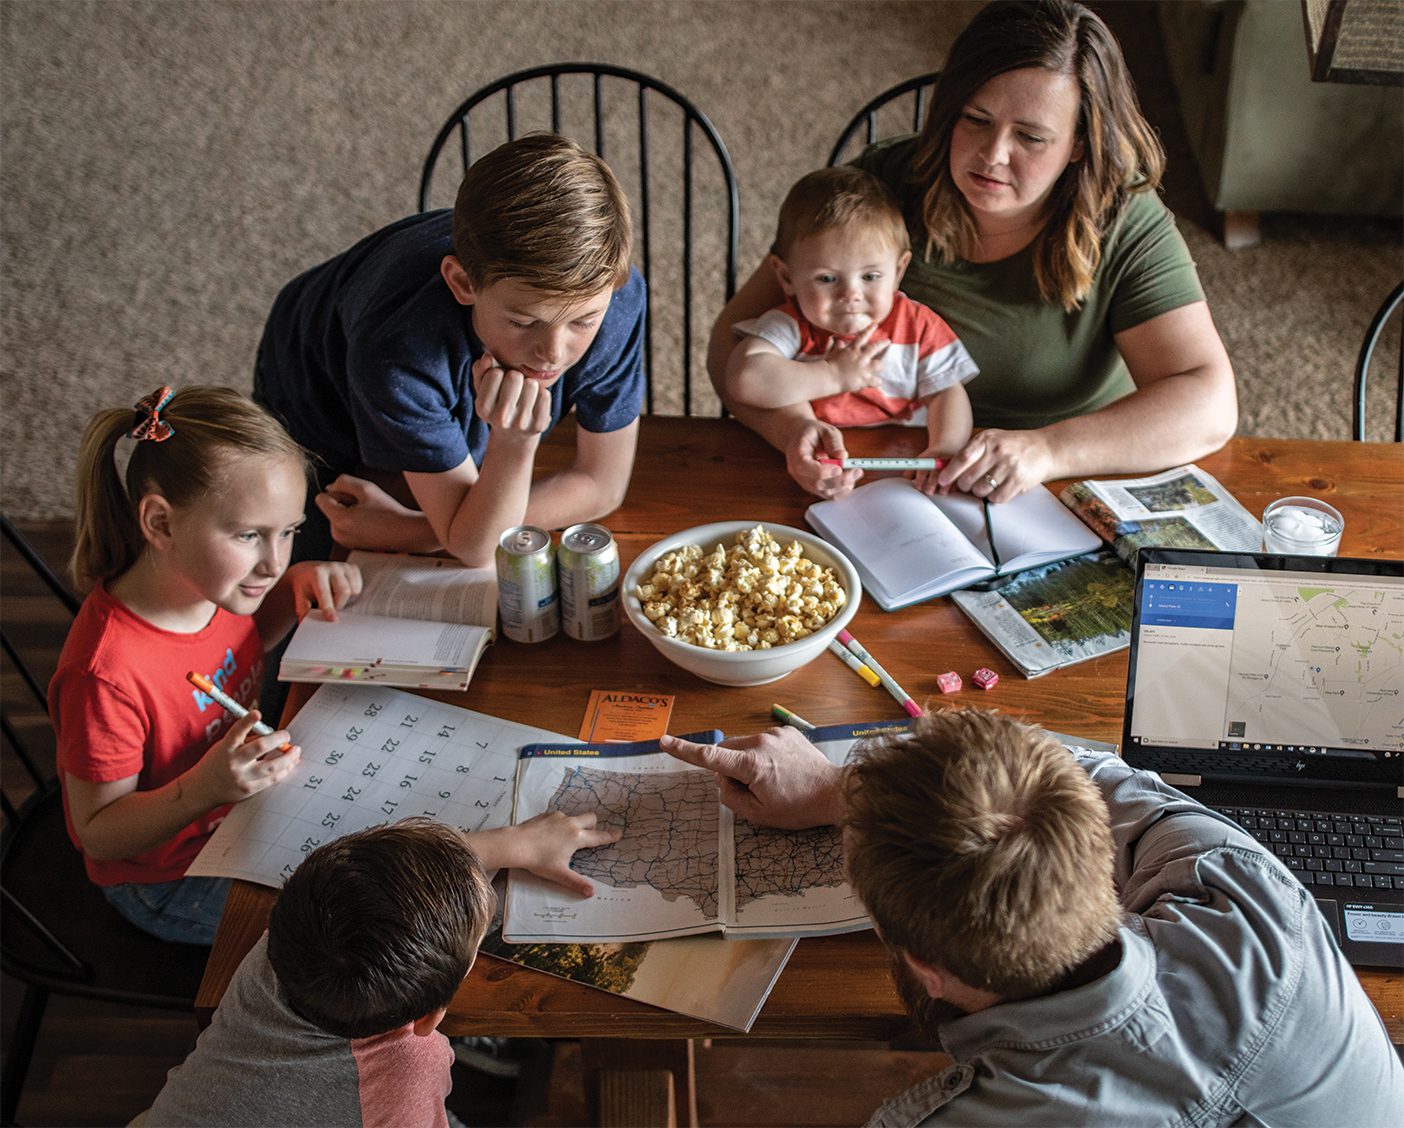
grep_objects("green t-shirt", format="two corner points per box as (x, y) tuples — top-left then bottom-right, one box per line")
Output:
(854, 137), (1204, 428)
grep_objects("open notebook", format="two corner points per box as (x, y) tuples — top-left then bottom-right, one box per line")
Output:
(807, 478), (1100, 610)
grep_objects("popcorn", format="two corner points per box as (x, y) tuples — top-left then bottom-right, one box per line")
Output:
(636, 525), (846, 651)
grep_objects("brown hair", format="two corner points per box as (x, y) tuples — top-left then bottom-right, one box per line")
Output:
(910, 0), (1164, 311)
(844, 709), (1120, 999)
(451, 133), (633, 295)
(772, 166), (911, 261)
(267, 819), (495, 1039)
(70, 385), (309, 592)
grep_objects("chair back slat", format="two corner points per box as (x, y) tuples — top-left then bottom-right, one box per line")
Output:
(419, 64), (739, 417)
(638, 88), (655, 414)
(1353, 280), (1404, 442)
(683, 117), (695, 418)
(828, 72), (942, 167)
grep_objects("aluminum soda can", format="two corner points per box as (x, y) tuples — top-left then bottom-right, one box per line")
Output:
(558, 523), (621, 641)
(495, 526), (559, 643)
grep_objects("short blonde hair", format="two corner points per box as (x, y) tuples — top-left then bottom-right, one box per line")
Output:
(844, 709), (1120, 999)
(772, 166), (910, 262)
(451, 133), (633, 296)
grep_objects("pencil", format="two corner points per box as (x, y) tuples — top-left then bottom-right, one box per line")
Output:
(817, 457), (946, 471)
(836, 630), (921, 718)
(828, 639), (881, 687)
(186, 671), (291, 748)
(770, 703), (817, 732)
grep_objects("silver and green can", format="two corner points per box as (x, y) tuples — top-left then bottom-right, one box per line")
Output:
(496, 526), (559, 643)
(558, 523), (620, 641)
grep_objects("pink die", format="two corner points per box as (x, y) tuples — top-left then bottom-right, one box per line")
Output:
(972, 667), (999, 690)
(935, 671), (963, 694)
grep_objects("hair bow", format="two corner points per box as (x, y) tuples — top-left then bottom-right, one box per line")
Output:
(130, 386), (176, 442)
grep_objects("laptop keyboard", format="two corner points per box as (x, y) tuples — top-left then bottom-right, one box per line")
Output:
(1211, 806), (1404, 891)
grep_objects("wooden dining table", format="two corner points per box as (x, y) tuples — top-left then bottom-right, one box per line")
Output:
(198, 417), (1404, 1125)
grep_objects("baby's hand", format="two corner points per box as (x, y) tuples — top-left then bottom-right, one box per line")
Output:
(502, 810), (622, 897)
(821, 326), (889, 393)
(189, 711), (300, 808)
(285, 560), (364, 621)
(472, 353), (553, 439)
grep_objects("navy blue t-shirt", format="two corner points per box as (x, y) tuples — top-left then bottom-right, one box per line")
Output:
(254, 211), (646, 476)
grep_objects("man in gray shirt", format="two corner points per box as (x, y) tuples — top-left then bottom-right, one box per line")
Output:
(663, 710), (1402, 1125)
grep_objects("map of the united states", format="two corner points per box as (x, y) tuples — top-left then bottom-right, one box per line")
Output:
(546, 766), (848, 918)
(733, 821), (846, 909)
(547, 766), (721, 916)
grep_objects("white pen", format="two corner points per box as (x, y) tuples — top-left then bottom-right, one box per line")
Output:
(186, 671), (291, 749)
(817, 457), (946, 471)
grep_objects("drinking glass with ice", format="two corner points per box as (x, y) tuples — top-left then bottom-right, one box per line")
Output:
(1261, 496), (1344, 556)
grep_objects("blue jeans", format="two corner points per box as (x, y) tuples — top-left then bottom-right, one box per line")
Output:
(102, 876), (232, 946)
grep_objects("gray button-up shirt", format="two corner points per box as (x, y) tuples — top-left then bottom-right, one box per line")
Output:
(867, 751), (1403, 1126)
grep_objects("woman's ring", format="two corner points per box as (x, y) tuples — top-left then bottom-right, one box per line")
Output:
(982, 472), (1000, 489)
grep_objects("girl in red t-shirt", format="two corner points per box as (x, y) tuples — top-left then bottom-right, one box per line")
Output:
(49, 386), (365, 943)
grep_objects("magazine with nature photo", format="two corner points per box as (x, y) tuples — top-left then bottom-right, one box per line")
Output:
(1058, 465), (1261, 565)
(479, 877), (796, 1032)
(951, 549), (1135, 677)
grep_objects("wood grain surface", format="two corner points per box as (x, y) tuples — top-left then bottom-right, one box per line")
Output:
(197, 419), (1404, 1042)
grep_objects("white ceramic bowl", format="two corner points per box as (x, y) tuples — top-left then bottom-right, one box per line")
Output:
(623, 521), (861, 686)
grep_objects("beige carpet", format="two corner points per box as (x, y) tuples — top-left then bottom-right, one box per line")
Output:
(2, 0), (1400, 520)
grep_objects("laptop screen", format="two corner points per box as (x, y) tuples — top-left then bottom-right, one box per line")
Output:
(1124, 550), (1404, 786)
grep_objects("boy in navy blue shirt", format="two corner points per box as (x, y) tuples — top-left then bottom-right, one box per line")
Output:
(255, 133), (644, 567)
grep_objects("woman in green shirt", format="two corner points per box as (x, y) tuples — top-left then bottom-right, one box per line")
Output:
(709, 0), (1237, 503)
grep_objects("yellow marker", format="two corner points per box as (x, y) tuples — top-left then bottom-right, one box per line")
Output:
(770, 703), (817, 732)
(828, 639), (881, 687)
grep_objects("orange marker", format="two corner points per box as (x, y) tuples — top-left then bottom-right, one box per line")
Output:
(186, 671), (292, 750)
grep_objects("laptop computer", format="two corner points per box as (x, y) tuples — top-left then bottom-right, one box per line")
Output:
(1122, 548), (1403, 970)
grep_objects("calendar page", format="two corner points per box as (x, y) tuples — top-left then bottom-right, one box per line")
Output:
(187, 684), (574, 888)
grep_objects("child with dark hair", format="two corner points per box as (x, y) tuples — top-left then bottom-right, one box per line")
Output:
(147, 815), (610, 1126)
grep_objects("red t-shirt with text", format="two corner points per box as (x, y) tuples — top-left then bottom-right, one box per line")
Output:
(49, 583), (266, 885)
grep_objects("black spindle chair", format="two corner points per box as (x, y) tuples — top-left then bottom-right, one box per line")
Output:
(828, 72), (941, 167)
(1353, 280), (1404, 442)
(419, 64), (739, 418)
(1, 515), (210, 1127)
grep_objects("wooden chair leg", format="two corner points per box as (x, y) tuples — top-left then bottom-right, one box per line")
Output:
(597, 1069), (676, 1127)
(581, 1038), (696, 1128)
(1, 984), (49, 1126)
(1220, 209), (1261, 250)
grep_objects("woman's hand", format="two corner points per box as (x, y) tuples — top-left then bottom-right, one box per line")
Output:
(787, 418), (863, 500)
(938, 429), (1054, 503)
(282, 560), (363, 621)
